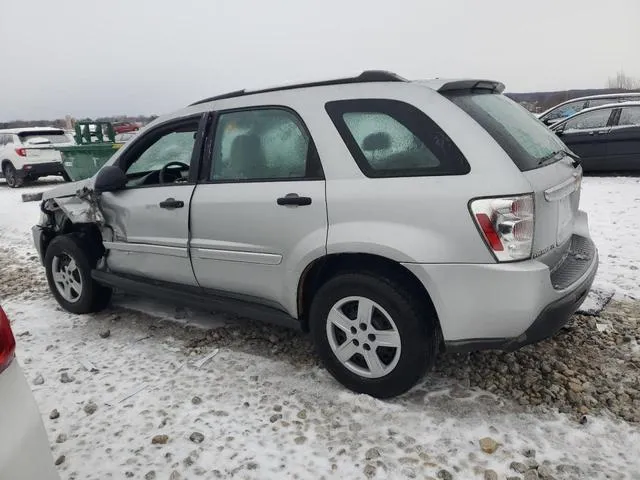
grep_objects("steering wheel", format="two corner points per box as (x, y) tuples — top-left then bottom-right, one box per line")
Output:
(159, 161), (189, 184)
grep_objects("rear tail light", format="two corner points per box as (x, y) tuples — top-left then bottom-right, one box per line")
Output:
(0, 307), (16, 374)
(15, 147), (27, 157)
(470, 194), (534, 262)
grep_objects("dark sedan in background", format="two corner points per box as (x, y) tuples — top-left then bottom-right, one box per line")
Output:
(552, 102), (640, 172)
(538, 92), (640, 126)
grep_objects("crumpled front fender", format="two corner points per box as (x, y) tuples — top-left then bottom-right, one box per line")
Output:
(41, 178), (105, 225)
(53, 189), (105, 224)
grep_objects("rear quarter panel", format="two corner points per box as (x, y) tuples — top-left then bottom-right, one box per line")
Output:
(294, 83), (533, 264)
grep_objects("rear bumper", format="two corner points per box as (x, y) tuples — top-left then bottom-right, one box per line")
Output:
(444, 251), (597, 353)
(0, 362), (60, 480)
(402, 234), (598, 353)
(18, 162), (65, 179)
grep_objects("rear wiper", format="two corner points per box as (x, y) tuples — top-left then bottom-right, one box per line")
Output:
(538, 149), (581, 168)
(537, 150), (564, 165)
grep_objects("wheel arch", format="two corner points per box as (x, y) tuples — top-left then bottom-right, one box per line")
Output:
(296, 253), (441, 337)
(41, 216), (106, 265)
(1, 159), (14, 172)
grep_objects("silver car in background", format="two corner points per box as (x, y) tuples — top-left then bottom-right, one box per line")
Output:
(33, 71), (597, 397)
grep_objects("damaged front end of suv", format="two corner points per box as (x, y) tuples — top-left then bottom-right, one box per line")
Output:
(32, 182), (107, 266)
(32, 178), (116, 314)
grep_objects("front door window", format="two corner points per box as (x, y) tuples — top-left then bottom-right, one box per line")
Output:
(563, 108), (614, 132)
(123, 123), (198, 187)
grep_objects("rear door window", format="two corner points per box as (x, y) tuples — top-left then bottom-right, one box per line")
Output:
(209, 108), (321, 181)
(445, 92), (567, 171)
(325, 99), (469, 177)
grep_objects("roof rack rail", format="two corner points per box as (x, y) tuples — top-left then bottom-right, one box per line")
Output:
(189, 70), (406, 106)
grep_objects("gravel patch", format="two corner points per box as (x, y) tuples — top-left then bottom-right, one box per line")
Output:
(0, 245), (48, 298)
(436, 300), (640, 423)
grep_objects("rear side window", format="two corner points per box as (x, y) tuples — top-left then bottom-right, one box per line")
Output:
(325, 99), (469, 177)
(445, 92), (567, 171)
(618, 106), (640, 127)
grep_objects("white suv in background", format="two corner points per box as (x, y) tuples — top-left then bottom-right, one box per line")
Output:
(0, 127), (74, 188)
(0, 305), (60, 479)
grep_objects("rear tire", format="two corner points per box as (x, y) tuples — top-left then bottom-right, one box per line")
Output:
(44, 234), (112, 314)
(309, 272), (437, 398)
(3, 163), (23, 188)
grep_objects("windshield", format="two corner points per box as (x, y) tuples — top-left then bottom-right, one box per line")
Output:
(445, 92), (566, 171)
(18, 131), (71, 145)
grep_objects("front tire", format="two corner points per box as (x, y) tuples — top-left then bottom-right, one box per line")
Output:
(309, 273), (437, 398)
(44, 234), (112, 314)
(3, 163), (23, 188)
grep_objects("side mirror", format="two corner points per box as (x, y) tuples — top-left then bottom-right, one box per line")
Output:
(94, 165), (127, 193)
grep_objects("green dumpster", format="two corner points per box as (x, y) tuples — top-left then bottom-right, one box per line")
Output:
(58, 143), (123, 182)
(57, 121), (123, 182)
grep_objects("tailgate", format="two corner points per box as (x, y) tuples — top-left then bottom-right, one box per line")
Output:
(442, 89), (584, 269)
(521, 156), (582, 268)
(24, 146), (63, 164)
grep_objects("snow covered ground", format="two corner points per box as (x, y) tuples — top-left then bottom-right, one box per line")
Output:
(1, 176), (639, 479)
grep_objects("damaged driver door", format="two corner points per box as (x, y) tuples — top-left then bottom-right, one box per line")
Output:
(98, 114), (206, 286)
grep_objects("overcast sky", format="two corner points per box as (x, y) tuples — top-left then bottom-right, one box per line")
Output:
(1, 0), (638, 121)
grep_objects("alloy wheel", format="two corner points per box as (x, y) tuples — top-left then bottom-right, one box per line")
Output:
(325, 296), (402, 378)
(51, 253), (83, 303)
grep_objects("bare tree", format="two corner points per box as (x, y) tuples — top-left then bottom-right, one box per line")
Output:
(607, 70), (640, 90)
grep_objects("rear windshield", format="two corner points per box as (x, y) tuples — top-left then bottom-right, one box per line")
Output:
(18, 131), (70, 145)
(444, 92), (566, 171)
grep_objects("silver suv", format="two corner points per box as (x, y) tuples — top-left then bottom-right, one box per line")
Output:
(32, 71), (598, 398)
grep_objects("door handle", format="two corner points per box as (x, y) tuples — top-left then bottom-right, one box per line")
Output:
(277, 193), (312, 206)
(596, 130), (610, 135)
(159, 198), (184, 209)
